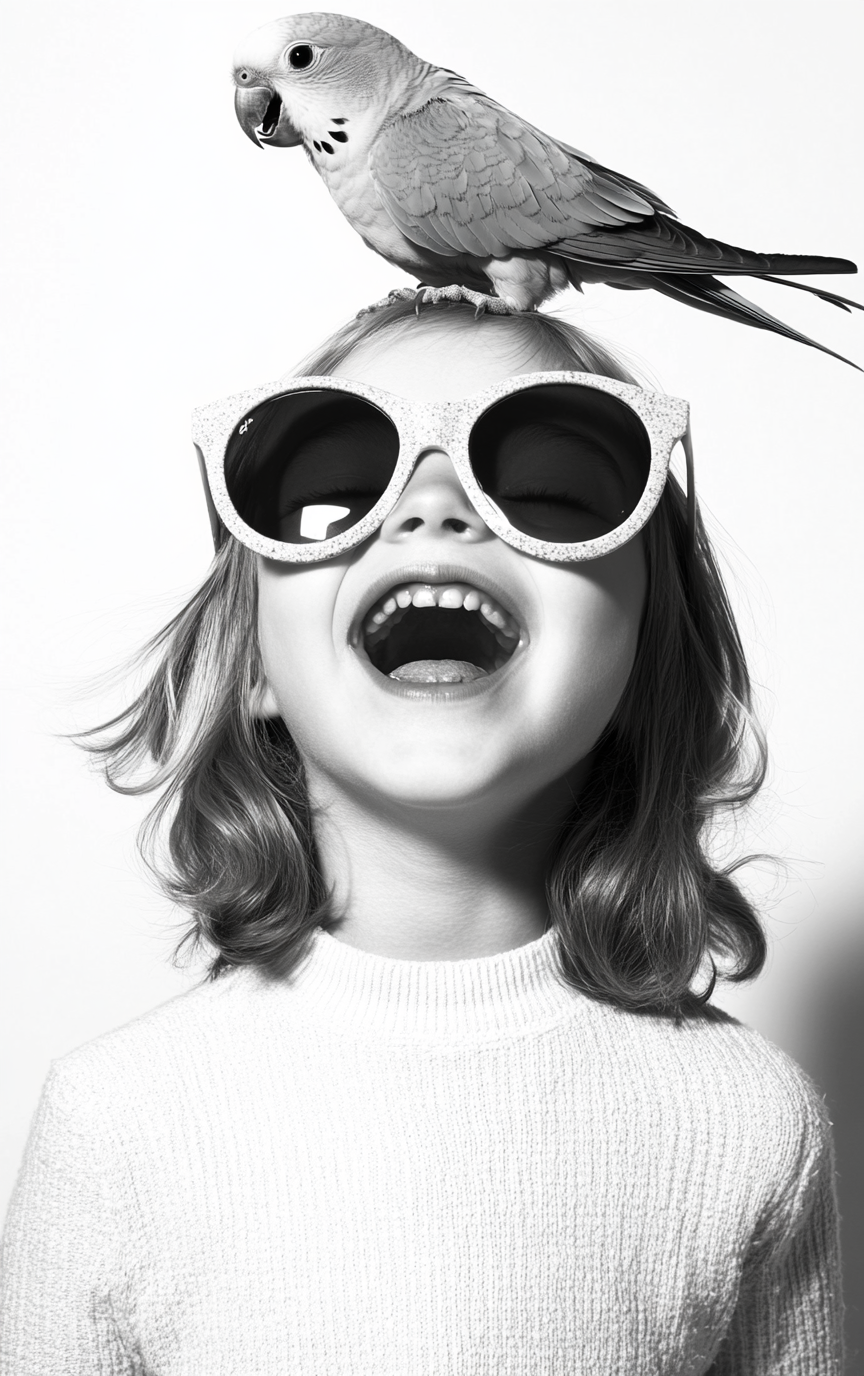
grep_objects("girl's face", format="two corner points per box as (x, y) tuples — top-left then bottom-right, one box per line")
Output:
(257, 324), (647, 820)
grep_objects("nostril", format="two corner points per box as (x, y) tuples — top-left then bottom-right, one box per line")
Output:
(398, 516), (472, 536)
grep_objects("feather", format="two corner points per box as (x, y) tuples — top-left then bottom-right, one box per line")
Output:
(760, 276), (864, 312)
(647, 273), (861, 370)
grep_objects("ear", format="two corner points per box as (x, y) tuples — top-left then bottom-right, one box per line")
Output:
(249, 678), (281, 719)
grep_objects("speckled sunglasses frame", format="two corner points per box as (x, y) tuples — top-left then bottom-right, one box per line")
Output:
(192, 371), (693, 564)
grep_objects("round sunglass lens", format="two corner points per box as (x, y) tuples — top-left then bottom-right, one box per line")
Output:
(469, 384), (652, 545)
(224, 390), (400, 544)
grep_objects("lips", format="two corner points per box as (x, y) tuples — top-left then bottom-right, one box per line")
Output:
(350, 567), (526, 684)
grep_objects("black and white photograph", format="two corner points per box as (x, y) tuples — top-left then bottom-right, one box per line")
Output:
(1, 1), (862, 1370)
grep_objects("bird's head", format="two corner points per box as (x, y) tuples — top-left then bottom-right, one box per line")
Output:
(232, 12), (424, 149)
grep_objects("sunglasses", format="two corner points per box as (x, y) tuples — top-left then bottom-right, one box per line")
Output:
(192, 372), (693, 564)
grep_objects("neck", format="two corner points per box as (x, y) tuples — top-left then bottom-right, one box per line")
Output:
(293, 58), (442, 148)
(306, 765), (589, 961)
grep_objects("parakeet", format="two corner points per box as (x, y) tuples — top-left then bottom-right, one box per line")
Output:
(233, 12), (860, 365)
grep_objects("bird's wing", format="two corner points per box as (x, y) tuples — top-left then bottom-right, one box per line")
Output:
(370, 91), (671, 262)
(439, 74), (675, 216)
(371, 91), (851, 279)
(432, 70), (605, 171)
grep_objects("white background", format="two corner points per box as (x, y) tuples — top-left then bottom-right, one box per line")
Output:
(2, 0), (862, 1360)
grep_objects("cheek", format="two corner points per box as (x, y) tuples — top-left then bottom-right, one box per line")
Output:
(529, 541), (646, 742)
(256, 562), (339, 734)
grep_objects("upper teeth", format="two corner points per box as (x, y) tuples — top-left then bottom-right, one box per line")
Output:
(362, 582), (520, 645)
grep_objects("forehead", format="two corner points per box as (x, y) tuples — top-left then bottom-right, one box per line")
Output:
(331, 320), (550, 402)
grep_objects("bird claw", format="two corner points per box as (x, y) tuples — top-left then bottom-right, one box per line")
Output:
(356, 283), (518, 320)
(413, 284), (517, 317)
(355, 287), (419, 317)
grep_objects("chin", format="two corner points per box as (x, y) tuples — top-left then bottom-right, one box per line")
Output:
(355, 759), (504, 812)
(338, 736), (569, 818)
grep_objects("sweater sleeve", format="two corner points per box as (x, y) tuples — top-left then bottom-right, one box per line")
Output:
(711, 1089), (844, 1375)
(0, 1060), (139, 1376)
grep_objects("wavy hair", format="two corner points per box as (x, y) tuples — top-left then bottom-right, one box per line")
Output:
(81, 299), (767, 1017)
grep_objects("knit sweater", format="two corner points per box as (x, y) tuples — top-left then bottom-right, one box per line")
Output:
(0, 927), (843, 1374)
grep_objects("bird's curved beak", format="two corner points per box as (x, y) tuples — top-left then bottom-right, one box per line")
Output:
(234, 85), (302, 148)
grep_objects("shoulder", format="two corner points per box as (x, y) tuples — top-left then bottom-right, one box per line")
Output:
(42, 969), (260, 1116)
(586, 998), (833, 1174)
(691, 1011), (829, 1134)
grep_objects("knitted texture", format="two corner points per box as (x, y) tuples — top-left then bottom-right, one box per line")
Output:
(0, 928), (843, 1374)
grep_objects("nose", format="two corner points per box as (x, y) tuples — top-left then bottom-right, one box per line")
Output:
(378, 450), (492, 546)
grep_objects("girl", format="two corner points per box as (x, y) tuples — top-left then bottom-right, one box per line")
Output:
(0, 295), (843, 1372)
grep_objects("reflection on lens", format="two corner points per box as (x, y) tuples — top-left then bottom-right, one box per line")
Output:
(224, 390), (400, 543)
(469, 384), (651, 544)
(298, 504), (352, 541)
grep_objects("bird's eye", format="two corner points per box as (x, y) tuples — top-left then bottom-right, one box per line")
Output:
(287, 44), (315, 70)
(237, 69), (249, 82)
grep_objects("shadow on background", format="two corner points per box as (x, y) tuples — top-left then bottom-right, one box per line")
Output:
(804, 916), (864, 1374)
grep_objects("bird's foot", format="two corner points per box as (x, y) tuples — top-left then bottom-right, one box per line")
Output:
(356, 284), (519, 320)
(355, 287), (419, 317)
(413, 284), (517, 318)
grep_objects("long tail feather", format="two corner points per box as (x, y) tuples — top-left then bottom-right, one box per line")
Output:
(653, 244), (858, 277)
(648, 273), (862, 370)
(760, 275), (864, 313)
(555, 218), (858, 280)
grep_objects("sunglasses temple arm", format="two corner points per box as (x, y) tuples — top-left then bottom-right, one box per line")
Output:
(681, 423), (697, 553)
(194, 444), (226, 552)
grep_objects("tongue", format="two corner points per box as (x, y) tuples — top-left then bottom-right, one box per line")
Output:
(389, 659), (488, 684)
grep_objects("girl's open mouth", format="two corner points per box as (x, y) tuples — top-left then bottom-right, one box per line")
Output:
(358, 581), (522, 684)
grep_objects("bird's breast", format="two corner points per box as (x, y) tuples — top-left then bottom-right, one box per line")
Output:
(314, 147), (412, 259)
(316, 150), (374, 222)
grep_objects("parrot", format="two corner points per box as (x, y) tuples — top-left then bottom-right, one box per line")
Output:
(232, 12), (861, 366)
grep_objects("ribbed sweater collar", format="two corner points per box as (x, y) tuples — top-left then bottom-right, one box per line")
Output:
(278, 926), (582, 1040)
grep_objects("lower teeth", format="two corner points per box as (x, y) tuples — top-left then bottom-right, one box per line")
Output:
(389, 659), (488, 684)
